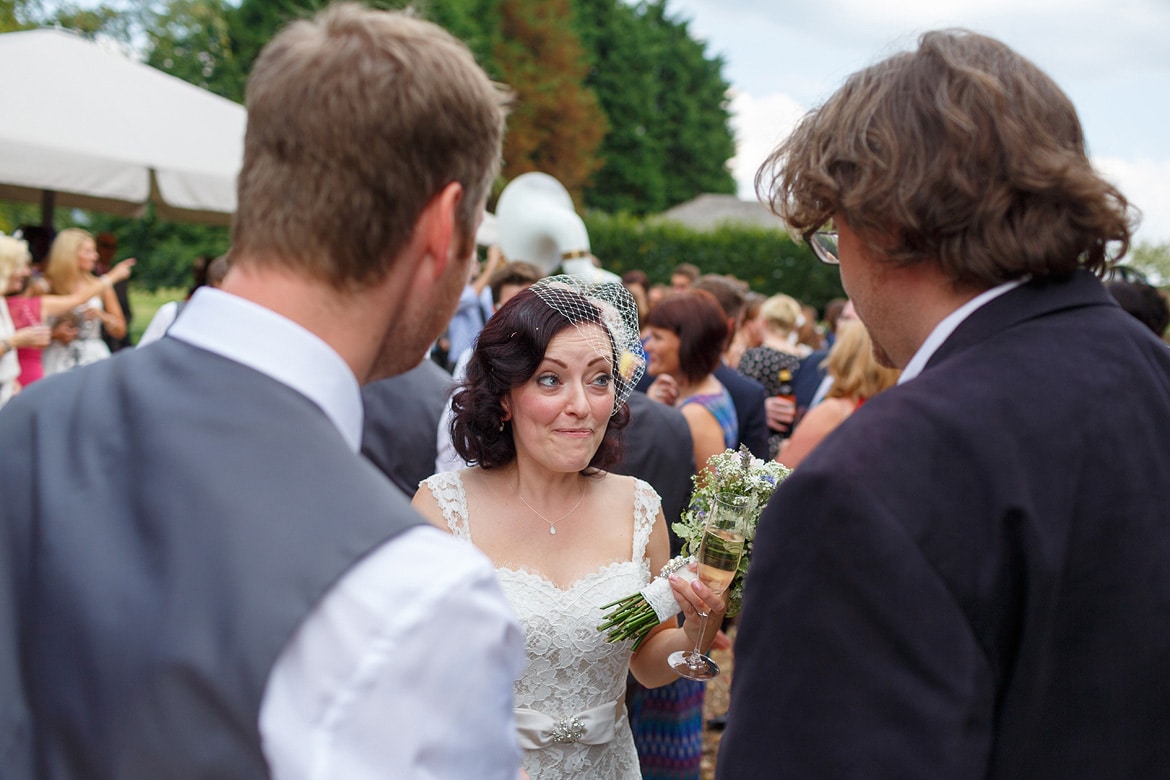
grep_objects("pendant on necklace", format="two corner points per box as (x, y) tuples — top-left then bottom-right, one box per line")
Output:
(549, 526), (557, 535)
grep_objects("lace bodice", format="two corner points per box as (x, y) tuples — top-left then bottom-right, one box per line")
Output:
(422, 471), (660, 780)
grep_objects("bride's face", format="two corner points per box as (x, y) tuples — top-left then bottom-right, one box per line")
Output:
(504, 325), (615, 473)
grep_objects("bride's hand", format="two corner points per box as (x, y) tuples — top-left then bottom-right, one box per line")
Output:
(668, 563), (727, 649)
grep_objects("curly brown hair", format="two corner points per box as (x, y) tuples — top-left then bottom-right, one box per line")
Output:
(757, 29), (1134, 288)
(450, 287), (629, 472)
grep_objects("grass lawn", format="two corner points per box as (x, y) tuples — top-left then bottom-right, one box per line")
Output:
(128, 286), (185, 346)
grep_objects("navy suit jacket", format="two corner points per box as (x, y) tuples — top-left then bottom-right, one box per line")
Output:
(612, 391), (695, 557)
(714, 364), (769, 460)
(718, 271), (1170, 778)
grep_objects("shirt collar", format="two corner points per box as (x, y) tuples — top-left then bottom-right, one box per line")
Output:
(166, 287), (364, 452)
(898, 279), (1026, 385)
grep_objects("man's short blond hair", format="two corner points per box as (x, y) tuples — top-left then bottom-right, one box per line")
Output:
(232, 3), (510, 290)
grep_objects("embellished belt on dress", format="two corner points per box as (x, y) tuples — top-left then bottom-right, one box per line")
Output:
(515, 700), (627, 749)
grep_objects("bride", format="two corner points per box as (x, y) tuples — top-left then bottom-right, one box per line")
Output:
(412, 276), (725, 779)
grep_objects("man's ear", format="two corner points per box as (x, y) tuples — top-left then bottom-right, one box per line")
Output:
(416, 181), (465, 281)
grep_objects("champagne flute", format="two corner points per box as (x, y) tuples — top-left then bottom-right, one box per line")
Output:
(668, 492), (752, 681)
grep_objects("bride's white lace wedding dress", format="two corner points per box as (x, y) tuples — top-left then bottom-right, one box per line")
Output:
(422, 471), (659, 779)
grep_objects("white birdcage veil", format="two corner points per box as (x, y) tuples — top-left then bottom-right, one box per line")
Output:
(528, 274), (646, 414)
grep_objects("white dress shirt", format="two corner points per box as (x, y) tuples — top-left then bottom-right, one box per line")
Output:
(898, 280), (1025, 384)
(169, 288), (526, 780)
(136, 299), (180, 347)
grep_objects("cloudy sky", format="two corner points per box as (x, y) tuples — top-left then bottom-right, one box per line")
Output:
(665, 0), (1170, 247)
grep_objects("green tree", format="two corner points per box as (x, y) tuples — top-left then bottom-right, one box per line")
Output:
(573, 0), (665, 213)
(144, 0), (245, 102)
(643, 2), (735, 205)
(0, 0), (38, 31)
(1129, 242), (1170, 287)
(574, 0), (735, 214)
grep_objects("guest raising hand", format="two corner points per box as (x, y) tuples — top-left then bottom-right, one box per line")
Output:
(41, 228), (130, 375)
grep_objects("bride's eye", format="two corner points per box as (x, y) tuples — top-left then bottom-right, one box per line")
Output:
(536, 373), (561, 388)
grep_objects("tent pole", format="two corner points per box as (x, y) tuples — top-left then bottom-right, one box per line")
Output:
(40, 190), (55, 228)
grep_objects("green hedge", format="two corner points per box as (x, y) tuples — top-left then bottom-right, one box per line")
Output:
(584, 212), (845, 313)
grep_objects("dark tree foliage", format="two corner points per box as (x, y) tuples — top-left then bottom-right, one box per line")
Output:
(573, 0), (665, 213)
(145, 0), (246, 102)
(575, 0), (736, 214)
(585, 212), (846, 313)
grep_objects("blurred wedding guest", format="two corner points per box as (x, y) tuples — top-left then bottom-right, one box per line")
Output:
(447, 243), (503, 370)
(644, 289), (738, 475)
(719, 30), (1170, 779)
(647, 282), (670, 309)
(737, 293), (806, 459)
(1106, 277), (1169, 339)
(670, 262), (700, 292)
(0, 237), (50, 407)
(41, 228), (129, 375)
(691, 274), (770, 459)
(0, 6), (526, 779)
(821, 297), (848, 348)
(414, 277), (725, 779)
(94, 232), (133, 352)
(362, 357), (455, 498)
(14, 224), (55, 294)
(611, 390), (703, 779)
(726, 290), (764, 369)
(444, 258), (544, 374)
(434, 259), (543, 472)
(137, 254), (230, 347)
(621, 269), (651, 326)
(3, 235), (133, 389)
(796, 303), (824, 353)
(776, 321), (899, 469)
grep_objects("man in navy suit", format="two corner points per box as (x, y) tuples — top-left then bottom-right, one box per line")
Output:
(718, 30), (1170, 779)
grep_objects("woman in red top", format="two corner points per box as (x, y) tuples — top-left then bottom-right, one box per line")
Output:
(3, 234), (134, 386)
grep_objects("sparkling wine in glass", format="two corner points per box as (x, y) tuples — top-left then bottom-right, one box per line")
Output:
(668, 492), (751, 681)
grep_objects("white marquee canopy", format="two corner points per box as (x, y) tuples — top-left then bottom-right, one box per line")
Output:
(0, 27), (245, 225)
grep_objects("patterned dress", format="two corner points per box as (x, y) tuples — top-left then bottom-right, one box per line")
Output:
(421, 471), (661, 779)
(679, 386), (739, 450)
(738, 345), (803, 458)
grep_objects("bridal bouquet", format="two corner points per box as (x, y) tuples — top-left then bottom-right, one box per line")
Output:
(598, 446), (791, 649)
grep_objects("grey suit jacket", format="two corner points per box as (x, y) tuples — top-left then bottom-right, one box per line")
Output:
(0, 339), (418, 779)
(362, 359), (454, 497)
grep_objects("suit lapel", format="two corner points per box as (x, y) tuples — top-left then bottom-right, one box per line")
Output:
(926, 270), (1116, 370)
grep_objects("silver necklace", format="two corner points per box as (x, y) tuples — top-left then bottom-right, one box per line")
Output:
(514, 481), (586, 535)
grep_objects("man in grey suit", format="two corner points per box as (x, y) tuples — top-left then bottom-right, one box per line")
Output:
(0, 6), (524, 779)
(362, 358), (454, 498)
(719, 30), (1170, 779)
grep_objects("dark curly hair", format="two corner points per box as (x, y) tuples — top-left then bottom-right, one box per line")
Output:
(757, 29), (1134, 288)
(450, 286), (630, 471)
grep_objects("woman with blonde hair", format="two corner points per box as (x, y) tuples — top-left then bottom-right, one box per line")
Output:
(3, 234), (134, 393)
(737, 292), (807, 458)
(41, 228), (130, 375)
(776, 320), (900, 469)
